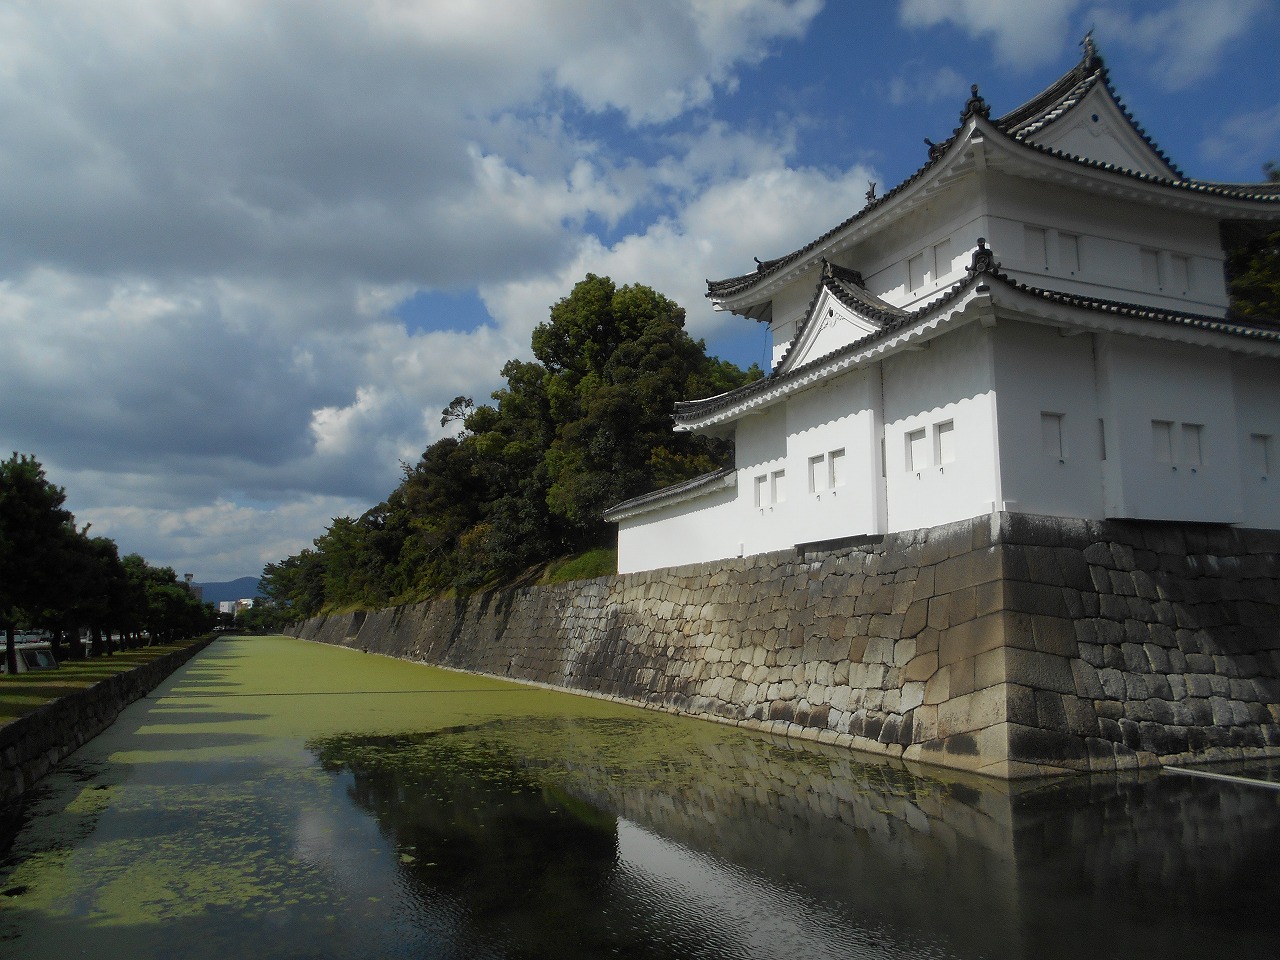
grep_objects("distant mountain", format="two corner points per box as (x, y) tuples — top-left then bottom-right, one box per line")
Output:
(196, 576), (262, 605)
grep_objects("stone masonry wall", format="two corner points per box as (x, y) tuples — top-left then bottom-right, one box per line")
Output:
(291, 513), (1280, 779)
(0, 637), (216, 806)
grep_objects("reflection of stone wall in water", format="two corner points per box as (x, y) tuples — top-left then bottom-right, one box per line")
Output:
(1008, 773), (1280, 958)
(291, 512), (1280, 778)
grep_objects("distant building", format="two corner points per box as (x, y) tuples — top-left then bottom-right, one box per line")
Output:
(606, 40), (1280, 574)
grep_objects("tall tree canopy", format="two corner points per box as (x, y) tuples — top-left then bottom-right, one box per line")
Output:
(1, 452), (213, 669)
(1226, 162), (1280, 322)
(263, 275), (760, 613)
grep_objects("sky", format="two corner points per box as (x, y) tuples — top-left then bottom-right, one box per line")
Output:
(2, 0), (1278, 583)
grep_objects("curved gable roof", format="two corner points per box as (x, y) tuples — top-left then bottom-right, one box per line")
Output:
(706, 40), (1278, 311)
(685, 243), (1280, 431)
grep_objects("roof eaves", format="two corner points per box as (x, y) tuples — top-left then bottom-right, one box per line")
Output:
(602, 467), (736, 521)
(998, 274), (1280, 341)
(682, 256), (993, 424)
(704, 136), (961, 306)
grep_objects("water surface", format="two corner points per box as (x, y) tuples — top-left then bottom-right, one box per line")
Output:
(2, 636), (1278, 959)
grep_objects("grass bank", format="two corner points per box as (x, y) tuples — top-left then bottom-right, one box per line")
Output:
(0, 640), (206, 725)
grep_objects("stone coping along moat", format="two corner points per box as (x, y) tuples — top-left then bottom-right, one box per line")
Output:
(288, 512), (1280, 779)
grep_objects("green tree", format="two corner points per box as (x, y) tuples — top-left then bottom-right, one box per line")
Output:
(1226, 162), (1280, 321)
(0, 453), (74, 674)
(263, 274), (759, 606)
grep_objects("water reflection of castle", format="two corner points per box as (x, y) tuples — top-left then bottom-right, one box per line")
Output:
(316, 718), (1280, 959)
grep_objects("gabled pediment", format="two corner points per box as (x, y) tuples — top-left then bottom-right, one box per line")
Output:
(1017, 82), (1179, 179)
(776, 265), (906, 374)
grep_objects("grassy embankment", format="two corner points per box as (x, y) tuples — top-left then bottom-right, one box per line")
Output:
(0, 640), (206, 725)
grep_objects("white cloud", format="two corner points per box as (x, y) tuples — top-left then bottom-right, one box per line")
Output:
(0, 1), (834, 577)
(1200, 102), (1280, 173)
(899, 0), (1081, 68)
(886, 67), (968, 107)
(1086, 0), (1266, 89)
(482, 160), (878, 350)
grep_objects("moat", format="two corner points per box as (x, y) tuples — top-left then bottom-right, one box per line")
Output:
(2, 636), (1278, 959)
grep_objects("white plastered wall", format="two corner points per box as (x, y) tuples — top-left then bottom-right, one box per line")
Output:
(883, 321), (1002, 531)
(984, 177), (1228, 316)
(1232, 355), (1280, 529)
(992, 320), (1106, 520)
(614, 482), (739, 574)
(772, 368), (883, 549)
(1095, 333), (1243, 523)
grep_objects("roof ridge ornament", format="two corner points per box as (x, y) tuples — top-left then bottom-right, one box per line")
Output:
(967, 238), (1000, 277)
(961, 84), (991, 122)
(1081, 30), (1101, 70)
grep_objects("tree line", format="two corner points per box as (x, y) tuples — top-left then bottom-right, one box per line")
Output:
(260, 274), (761, 621)
(0, 453), (215, 673)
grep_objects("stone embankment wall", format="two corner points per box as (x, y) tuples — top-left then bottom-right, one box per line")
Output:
(290, 513), (1280, 778)
(0, 637), (215, 805)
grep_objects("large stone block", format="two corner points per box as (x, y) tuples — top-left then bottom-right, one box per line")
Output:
(1004, 648), (1075, 695)
(938, 613), (1005, 667)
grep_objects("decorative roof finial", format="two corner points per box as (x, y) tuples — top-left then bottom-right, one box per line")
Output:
(1081, 30), (1098, 67)
(961, 84), (990, 122)
(865, 182), (877, 203)
(967, 238), (1000, 277)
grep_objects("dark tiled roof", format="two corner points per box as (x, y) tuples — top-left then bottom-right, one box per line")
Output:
(996, 37), (1182, 178)
(705, 40), (1277, 306)
(683, 260), (988, 423)
(682, 256), (1280, 426)
(602, 466), (734, 519)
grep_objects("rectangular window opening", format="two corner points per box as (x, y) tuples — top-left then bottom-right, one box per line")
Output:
(935, 420), (955, 465)
(1025, 226), (1048, 271)
(933, 239), (952, 282)
(771, 469), (786, 504)
(1141, 248), (1161, 289)
(754, 474), (768, 509)
(1060, 233), (1080, 274)
(1250, 433), (1271, 476)
(908, 252), (927, 292)
(808, 455), (825, 494)
(906, 429), (928, 472)
(1152, 420), (1174, 463)
(1170, 254), (1191, 294)
(1182, 423), (1203, 467)
(1041, 412), (1065, 460)
(829, 448), (846, 489)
